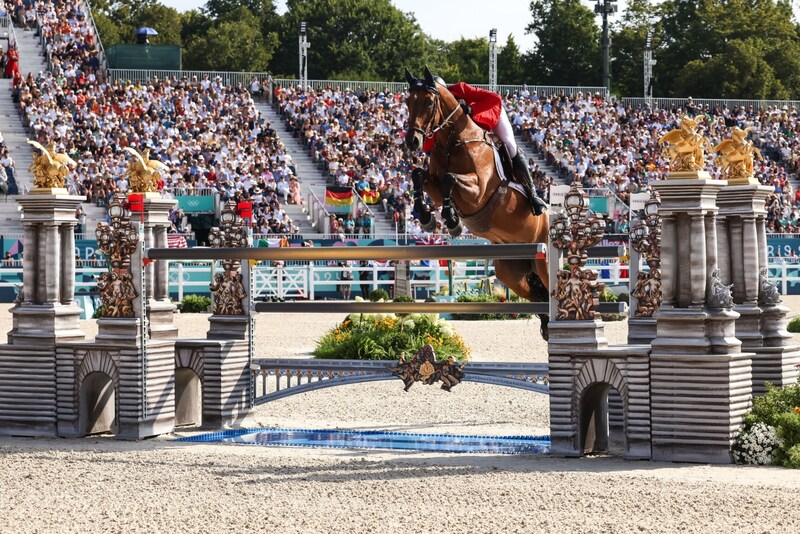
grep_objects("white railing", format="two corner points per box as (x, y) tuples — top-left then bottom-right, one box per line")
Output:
(107, 69), (270, 89)
(271, 78), (608, 98)
(621, 96), (800, 111)
(306, 187), (332, 235)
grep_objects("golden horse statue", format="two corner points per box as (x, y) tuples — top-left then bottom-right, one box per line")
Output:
(711, 127), (762, 183)
(123, 147), (168, 194)
(658, 115), (710, 172)
(27, 140), (76, 189)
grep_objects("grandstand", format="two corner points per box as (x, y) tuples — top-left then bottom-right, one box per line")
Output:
(0, 0), (799, 244)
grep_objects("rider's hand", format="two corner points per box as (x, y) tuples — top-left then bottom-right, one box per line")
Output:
(458, 99), (472, 116)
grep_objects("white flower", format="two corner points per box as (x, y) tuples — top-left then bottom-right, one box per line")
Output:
(403, 319), (415, 329)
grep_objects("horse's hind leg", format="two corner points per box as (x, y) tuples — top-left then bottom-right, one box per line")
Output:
(494, 259), (549, 340)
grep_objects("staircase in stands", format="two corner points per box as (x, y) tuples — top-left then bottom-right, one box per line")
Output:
(254, 100), (396, 237)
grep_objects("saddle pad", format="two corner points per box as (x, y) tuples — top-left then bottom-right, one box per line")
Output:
(493, 146), (527, 198)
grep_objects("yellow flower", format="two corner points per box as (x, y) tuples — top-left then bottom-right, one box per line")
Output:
(794, 406), (800, 414)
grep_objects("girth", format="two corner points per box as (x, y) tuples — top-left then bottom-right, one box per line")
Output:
(457, 183), (507, 234)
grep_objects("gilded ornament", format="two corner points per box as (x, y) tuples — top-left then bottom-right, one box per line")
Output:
(711, 127), (762, 185)
(27, 140), (75, 191)
(123, 147), (168, 197)
(658, 115), (711, 172)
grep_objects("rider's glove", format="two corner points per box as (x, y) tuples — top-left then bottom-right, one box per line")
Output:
(458, 99), (472, 116)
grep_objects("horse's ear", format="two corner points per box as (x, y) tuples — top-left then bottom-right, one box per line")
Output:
(423, 66), (435, 86)
(405, 69), (417, 87)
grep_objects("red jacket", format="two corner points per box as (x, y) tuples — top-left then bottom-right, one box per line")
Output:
(421, 82), (502, 153)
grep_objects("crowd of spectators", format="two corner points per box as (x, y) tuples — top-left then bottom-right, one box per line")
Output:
(275, 84), (433, 236)
(506, 88), (800, 233)
(7, 0), (301, 238)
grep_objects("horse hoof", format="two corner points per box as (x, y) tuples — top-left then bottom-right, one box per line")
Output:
(447, 221), (463, 237)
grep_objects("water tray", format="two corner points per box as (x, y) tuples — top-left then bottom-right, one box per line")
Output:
(176, 428), (551, 455)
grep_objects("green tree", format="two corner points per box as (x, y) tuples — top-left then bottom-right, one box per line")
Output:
(272, 0), (435, 80)
(498, 34), (525, 85)
(435, 37), (489, 84)
(89, 0), (182, 45)
(185, 7), (278, 71)
(525, 0), (601, 86)
(673, 38), (788, 99)
(656, 0), (800, 98)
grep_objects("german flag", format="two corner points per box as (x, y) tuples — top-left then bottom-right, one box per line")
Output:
(362, 189), (380, 205)
(325, 186), (353, 211)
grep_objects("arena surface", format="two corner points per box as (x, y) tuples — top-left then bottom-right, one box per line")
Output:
(2, 303), (800, 533)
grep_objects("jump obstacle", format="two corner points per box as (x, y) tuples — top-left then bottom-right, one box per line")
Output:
(0, 170), (798, 463)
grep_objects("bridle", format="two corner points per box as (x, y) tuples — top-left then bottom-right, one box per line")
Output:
(407, 88), (461, 141)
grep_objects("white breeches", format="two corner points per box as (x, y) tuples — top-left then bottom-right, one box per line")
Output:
(493, 108), (518, 158)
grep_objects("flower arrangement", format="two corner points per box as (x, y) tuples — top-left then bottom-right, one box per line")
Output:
(314, 297), (471, 361)
(733, 382), (800, 468)
(732, 422), (783, 465)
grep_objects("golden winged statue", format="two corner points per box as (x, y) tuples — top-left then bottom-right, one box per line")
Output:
(658, 115), (711, 172)
(123, 147), (168, 195)
(27, 140), (76, 190)
(711, 126), (762, 184)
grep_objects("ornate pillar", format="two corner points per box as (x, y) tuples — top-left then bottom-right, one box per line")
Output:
(207, 200), (250, 340)
(628, 190), (662, 345)
(649, 116), (752, 464)
(9, 195), (85, 345)
(715, 130), (799, 395)
(1, 145), (85, 437)
(60, 223), (76, 305)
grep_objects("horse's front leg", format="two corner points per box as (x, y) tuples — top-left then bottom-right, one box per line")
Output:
(411, 167), (437, 232)
(440, 172), (463, 237)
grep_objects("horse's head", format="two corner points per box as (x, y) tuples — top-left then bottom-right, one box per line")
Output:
(404, 67), (444, 151)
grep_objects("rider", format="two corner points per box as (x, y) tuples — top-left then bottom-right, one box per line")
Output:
(421, 77), (548, 216)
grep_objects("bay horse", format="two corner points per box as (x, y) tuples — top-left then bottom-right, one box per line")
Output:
(404, 67), (551, 339)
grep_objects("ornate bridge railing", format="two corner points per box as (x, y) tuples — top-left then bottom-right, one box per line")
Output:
(251, 359), (550, 405)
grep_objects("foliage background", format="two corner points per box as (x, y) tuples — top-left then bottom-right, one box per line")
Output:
(90, 0), (800, 99)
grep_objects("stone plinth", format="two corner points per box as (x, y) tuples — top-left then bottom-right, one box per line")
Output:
(628, 317), (657, 345)
(130, 196), (178, 339)
(56, 318), (176, 439)
(650, 352), (752, 463)
(175, 339), (253, 429)
(207, 315), (249, 340)
(8, 194), (86, 346)
(0, 344), (61, 436)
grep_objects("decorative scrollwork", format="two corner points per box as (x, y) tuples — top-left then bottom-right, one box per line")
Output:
(629, 189), (662, 317)
(758, 267), (781, 307)
(27, 140), (75, 189)
(549, 182), (605, 320)
(95, 194), (139, 318)
(708, 268), (734, 309)
(388, 344), (466, 392)
(208, 200), (249, 315)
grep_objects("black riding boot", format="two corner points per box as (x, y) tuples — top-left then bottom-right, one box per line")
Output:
(512, 149), (548, 216)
